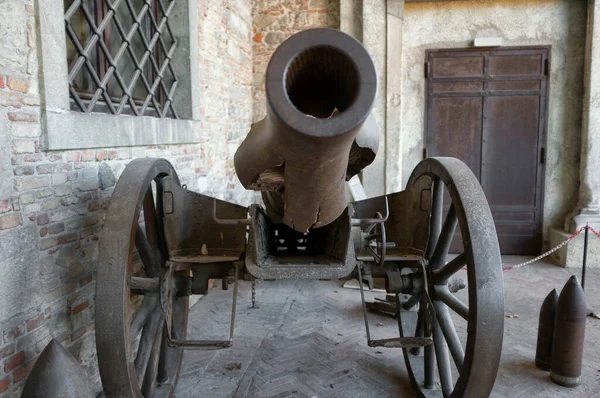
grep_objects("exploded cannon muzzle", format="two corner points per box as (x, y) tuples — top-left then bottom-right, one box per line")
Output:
(235, 28), (379, 232)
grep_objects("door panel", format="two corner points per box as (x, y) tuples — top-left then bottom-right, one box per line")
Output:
(429, 97), (483, 179)
(432, 55), (484, 77)
(425, 47), (548, 254)
(488, 80), (541, 91)
(483, 95), (539, 207)
(488, 53), (542, 76)
(432, 81), (483, 93)
(482, 95), (542, 253)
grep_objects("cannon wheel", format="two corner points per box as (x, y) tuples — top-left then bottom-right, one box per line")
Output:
(400, 157), (504, 398)
(96, 159), (188, 397)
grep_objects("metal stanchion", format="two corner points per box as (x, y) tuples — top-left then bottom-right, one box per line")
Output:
(582, 224), (588, 291)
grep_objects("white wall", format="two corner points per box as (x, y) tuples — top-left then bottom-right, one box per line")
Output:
(401, 0), (587, 238)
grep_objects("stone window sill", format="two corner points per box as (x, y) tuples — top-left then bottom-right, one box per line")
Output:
(43, 110), (202, 150)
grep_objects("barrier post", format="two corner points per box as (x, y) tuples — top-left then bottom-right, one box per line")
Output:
(582, 223), (588, 291)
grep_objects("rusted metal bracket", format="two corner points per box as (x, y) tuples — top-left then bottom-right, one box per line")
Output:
(166, 261), (239, 350)
(350, 197), (389, 227)
(369, 337), (432, 349)
(416, 259), (435, 339)
(162, 179), (248, 264)
(212, 198), (251, 226)
(357, 261), (433, 349)
(245, 205), (357, 280)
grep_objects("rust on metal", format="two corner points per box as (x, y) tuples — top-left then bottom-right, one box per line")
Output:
(368, 337), (433, 349)
(21, 340), (95, 398)
(94, 28), (505, 398)
(535, 288), (558, 371)
(550, 276), (587, 388)
(95, 159), (190, 398)
(398, 158), (504, 398)
(234, 28), (378, 233)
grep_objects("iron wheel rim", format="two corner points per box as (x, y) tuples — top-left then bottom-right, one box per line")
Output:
(399, 157), (504, 398)
(96, 158), (188, 398)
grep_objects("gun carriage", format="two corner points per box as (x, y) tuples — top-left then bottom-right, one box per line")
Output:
(95, 28), (504, 398)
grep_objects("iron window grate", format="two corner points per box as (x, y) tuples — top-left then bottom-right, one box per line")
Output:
(64, 0), (179, 118)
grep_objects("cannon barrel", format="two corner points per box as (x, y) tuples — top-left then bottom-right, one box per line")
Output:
(235, 28), (378, 232)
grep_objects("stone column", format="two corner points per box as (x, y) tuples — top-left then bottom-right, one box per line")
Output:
(360, 0), (387, 196)
(340, 0), (404, 196)
(569, 0), (600, 232)
(340, 0), (362, 40)
(550, 0), (600, 268)
(385, 0), (404, 194)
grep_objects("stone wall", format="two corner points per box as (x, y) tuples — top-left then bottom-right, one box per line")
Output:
(400, 0), (587, 239)
(252, 0), (340, 121)
(0, 0), (253, 395)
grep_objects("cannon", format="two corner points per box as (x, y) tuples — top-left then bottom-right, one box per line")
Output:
(95, 28), (504, 397)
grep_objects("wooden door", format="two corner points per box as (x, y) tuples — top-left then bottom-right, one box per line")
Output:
(425, 47), (548, 254)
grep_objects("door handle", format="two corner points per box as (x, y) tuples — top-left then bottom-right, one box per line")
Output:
(540, 148), (546, 164)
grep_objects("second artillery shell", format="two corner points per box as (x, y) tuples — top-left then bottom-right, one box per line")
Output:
(21, 339), (95, 398)
(535, 288), (558, 370)
(550, 275), (587, 388)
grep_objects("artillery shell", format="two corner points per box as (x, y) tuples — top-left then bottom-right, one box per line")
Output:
(550, 276), (587, 388)
(21, 339), (95, 398)
(535, 289), (558, 370)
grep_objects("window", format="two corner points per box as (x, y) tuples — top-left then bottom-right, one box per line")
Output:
(37, 0), (200, 150)
(64, 0), (179, 118)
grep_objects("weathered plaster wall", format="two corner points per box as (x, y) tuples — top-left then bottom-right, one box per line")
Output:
(340, 0), (362, 40)
(252, 0), (340, 122)
(197, 0), (255, 201)
(0, 0), (253, 395)
(360, 0), (388, 196)
(401, 0), (587, 239)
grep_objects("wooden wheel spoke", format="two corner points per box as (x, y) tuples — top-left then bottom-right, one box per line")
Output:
(423, 304), (436, 389)
(142, 314), (165, 396)
(433, 316), (454, 397)
(435, 302), (465, 370)
(424, 340), (436, 389)
(135, 307), (163, 387)
(409, 304), (424, 356)
(425, 176), (444, 259)
(143, 187), (160, 248)
(433, 252), (467, 284)
(129, 276), (160, 293)
(130, 295), (159, 349)
(430, 205), (457, 269)
(436, 287), (469, 321)
(157, 327), (169, 384)
(135, 224), (161, 277)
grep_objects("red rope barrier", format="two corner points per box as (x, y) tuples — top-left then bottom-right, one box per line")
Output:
(587, 225), (600, 240)
(456, 226), (593, 272)
(498, 226), (587, 271)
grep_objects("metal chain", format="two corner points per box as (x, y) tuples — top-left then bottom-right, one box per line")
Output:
(248, 278), (259, 309)
(501, 226), (587, 271)
(588, 225), (600, 239)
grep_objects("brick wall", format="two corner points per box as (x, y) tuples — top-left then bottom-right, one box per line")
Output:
(252, 0), (340, 121)
(0, 0), (253, 395)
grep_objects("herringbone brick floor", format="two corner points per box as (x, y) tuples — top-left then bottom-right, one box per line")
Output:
(175, 260), (600, 397)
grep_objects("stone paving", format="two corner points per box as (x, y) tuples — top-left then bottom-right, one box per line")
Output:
(175, 259), (600, 397)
